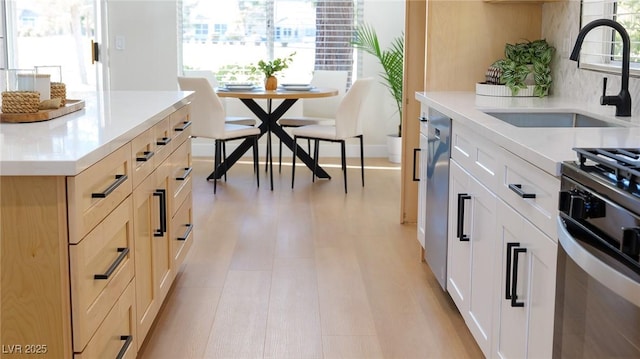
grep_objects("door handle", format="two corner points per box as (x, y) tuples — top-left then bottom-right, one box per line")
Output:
(457, 193), (471, 241)
(91, 40), (99, 64)
(505, 242), (520, 300)
(511, 247), (527, 307)
(412, 148), (421, 181)
(153, 189), (167, 237)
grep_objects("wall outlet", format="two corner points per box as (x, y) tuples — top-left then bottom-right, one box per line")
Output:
(115, 35), (125, 50)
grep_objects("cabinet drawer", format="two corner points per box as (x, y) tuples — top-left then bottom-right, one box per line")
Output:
(171, 192), (193, 269)
(498, 149), (560, 239)
(451, 122), (500, 192)
(68, 143), (133, 243)
(154, 116), (173, 166)
(169, 140), (193, 217)
(170, 105), (192, 151)
(75, 281), (137, 359)
(69, 197), (135, 352)
(131, 128), (157, 188)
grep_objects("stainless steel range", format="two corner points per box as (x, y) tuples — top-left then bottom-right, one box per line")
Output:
(555, 148), (640, 358)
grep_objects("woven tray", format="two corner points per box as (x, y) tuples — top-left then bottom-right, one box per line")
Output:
(0, 99), (85, 123)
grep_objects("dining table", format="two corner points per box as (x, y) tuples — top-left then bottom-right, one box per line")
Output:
(215, 85), (339, 190)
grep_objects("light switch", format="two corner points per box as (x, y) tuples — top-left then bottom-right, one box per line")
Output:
(115, 35), (125, 50)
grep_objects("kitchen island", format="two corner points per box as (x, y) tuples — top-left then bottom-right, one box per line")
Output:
(1, 91), (194, 358)
(416, 91), (640, 358)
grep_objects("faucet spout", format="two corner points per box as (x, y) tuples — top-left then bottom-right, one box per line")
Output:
(570, 19), (632, 117)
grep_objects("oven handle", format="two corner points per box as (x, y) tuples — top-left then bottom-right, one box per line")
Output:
(557, 216), (640, 307)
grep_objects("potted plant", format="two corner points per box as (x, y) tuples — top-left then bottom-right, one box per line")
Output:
(352, 23), (404, 162)
(485, 39), (555, 97)
(250, 52), (295, 90)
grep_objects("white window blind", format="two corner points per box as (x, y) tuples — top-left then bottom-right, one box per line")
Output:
(181, 0), (361, 84)
(580, 0), (640, 76)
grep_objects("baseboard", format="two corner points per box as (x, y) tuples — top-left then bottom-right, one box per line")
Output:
(191, 140), (388, 158)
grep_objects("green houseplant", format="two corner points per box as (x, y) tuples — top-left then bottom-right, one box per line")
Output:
(352, 24), (404, 137)
(250, 52), (295, 90)
(488, 39), (555, 97)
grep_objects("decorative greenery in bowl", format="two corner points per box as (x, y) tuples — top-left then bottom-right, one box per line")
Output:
(486, 39), (555, 97)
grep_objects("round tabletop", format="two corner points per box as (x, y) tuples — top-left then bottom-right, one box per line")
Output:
(216, 86), (338, 100)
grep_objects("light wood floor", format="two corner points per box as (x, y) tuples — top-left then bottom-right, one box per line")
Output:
(138, 157), (483, 359)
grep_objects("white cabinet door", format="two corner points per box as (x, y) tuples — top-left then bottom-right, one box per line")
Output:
(494, 199), (557, 359)
(417, 129), (428, 249)
(448, 159), (498, 357)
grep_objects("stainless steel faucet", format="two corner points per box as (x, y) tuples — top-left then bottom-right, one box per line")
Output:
(570, 19), (632, 117)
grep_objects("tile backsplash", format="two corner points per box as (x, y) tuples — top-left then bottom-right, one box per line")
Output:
(543, 1), (640, 117)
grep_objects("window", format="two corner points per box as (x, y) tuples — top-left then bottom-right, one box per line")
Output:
(180, 0), (361, 85)
(580, 0), (640, 76)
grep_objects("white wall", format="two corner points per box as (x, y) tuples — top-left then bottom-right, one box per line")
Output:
(105, 0), (405, 157)
(107, 0), (178, 91)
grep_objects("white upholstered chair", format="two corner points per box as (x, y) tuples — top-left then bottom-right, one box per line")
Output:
(277, 70), (349, 170)
(291, 77), (374, 193)
(177, 76), (260, 193)
(182, 70), (257, 126)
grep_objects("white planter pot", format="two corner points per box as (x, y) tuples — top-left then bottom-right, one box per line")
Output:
(386, 134), (402, 163)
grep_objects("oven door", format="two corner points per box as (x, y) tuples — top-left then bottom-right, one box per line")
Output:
(554, 217), (640, 358)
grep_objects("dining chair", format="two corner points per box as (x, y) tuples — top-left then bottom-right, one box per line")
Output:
(177, 76), (261, 193)
(291, 77), (374, 193)
(277, 70), (349, 171)
(182, 70), (257, 126)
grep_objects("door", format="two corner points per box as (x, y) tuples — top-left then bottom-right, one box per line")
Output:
(494, 199), (557, 359)
(4, 0), (108, 90)
(417, 124), (428, 249)
(447, 159), (497, 357)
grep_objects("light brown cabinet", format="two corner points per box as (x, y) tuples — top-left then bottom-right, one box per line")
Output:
(0, 103), (192, 358)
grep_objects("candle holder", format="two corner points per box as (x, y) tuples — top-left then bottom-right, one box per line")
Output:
(1, 69), (40, 114)
(36, 66), (66, 106)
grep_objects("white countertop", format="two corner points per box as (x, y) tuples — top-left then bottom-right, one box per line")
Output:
(416, 92), (640, 176)
(0, 91), (194, 176)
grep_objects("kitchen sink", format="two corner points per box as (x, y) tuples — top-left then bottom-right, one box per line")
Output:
(483, 111), (623, 128)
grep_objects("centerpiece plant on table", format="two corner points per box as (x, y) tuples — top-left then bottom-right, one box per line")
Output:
(251, 52), (296, 90)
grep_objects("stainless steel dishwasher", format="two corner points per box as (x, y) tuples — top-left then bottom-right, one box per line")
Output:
(424, 108), (451, 290)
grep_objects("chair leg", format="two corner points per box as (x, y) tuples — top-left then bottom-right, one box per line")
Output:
(253, 136), (260, 189)
(265, 130), (271, 173)
(291, 136), (298, 189)
(279, 137), (283, 173)
(222, 141), (227, 181)
(312, 139), (320, 183)
(214, 140), (220, 194)
(341, 140), (347, 193)
(359, 135), (365, 187)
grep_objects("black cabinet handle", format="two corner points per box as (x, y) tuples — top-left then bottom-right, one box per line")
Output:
(412, 148), (421, 181)
(457, 193), (471, 241)
(174, 121), (192, 132)
(419, 116), (428, 122)
(136, 150), (155, 162)
(505, 242), (520, 300)
(176, 167), (193, 181)
(153, 189), (167, 237)
(177, 223), (193, 241)
(116, 335), (133, 359)
(92, 174), (128, 198)
(157, 137), (172, 146)
(511, 247), (527, 307)
(508, 184), (536, 199)
(94, 247), (129, 280)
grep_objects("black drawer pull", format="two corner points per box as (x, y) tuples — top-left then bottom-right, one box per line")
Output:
(116, 335), (133, 359)
(508, 184), (536, 199)
(177, 224), (193, 241)
(176, 167), (193, 181)
(511, 247), (527, 307)
(91, 174), (128, 198)
(419, 116), (428, 122)
(412, 148), (421, 181)
(153, 189), (167, 237)
(94, 247), (129, 280)
(136, 150), (155, 162)
(457, 193), (471, 241)
(157, 137), (172, 146)
(174, 121), (192, 131)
